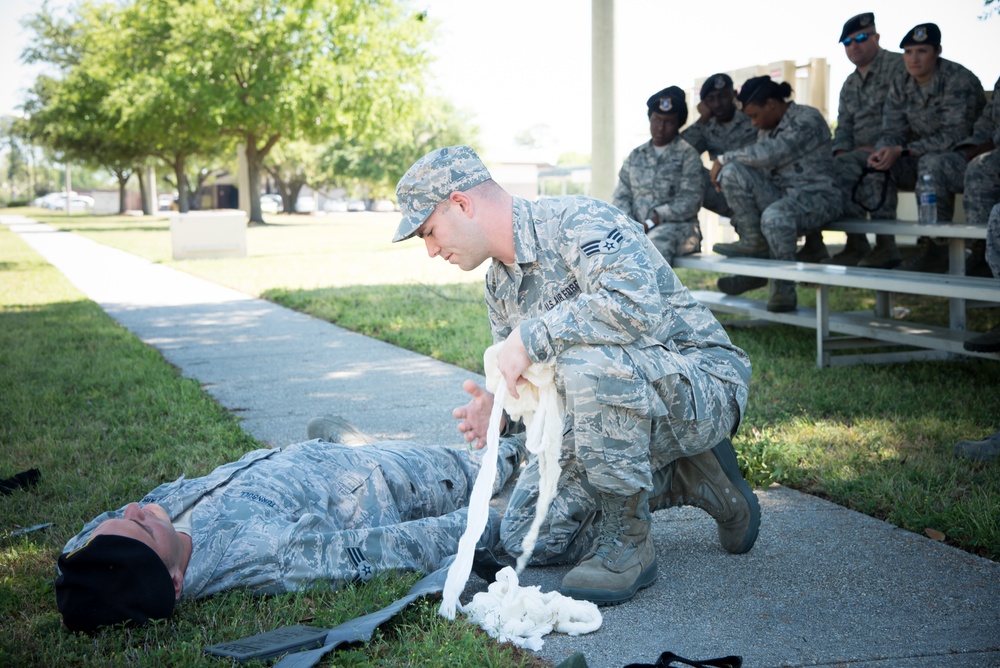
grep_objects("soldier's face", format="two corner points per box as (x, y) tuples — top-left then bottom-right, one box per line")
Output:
(649, 112), (680, 147)
(742, 99), (783, 131)
(92, 503), (183, 574)
(843, 29), (880, 68)
(903, 44), (940, 82)
(702, 89), (737, 123)
(417, 198), (491, 271)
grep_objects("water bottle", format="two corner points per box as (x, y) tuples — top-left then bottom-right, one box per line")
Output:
(916, 173), (937, 224)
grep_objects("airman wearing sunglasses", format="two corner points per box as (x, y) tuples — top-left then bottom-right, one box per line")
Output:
(817, 12), (906, 268)
(867, 23), (986, 272)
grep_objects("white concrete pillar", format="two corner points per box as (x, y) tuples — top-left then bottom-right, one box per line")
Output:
(591, 0), (615, 203)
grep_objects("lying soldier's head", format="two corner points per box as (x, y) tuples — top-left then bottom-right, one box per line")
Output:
(56, 503), (186, 632)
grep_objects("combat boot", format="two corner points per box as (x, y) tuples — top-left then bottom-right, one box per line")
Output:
(712, 234), (770, 258)
(900, 237), (947, 273)
(648, 439), (760, 554)
(307, 415), (377, 445)
(766, 279), (796, 312)
(795, 231), (829, 263)
(857, 235), (902, 269)
(965, 240), (993, 278)
(559, 490), (657, 605)
(822, 233), (871, 266)
(716, 275), (768, 295)
(964, 325), (1000, 353)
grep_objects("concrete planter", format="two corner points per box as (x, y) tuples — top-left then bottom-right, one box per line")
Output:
(168, 210), (247, 260)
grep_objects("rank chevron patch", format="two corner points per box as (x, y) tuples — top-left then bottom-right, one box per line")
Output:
(580, 228), (625, 257)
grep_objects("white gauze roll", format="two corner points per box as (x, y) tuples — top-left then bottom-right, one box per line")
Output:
(482, 343), (565, 573)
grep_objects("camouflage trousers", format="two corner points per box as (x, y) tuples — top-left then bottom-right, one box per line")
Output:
(887, 152), (967, 221)
(719, 162), (842, 260)
(833, 150), (897, 220)
(700, 166), (733, 218)
(988, 203), (1000, 277)
(963, 149), (1000, 227)
(498, 343), (742, 565)
(647, 221), (702, 263)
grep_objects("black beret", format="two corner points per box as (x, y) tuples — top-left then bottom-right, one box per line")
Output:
(839, 12), (875, 43)
(56, 534), (176, 633)
(699, 73), (734, 100)
(900, 23), (941, 48)
(646, 86), (688, 126)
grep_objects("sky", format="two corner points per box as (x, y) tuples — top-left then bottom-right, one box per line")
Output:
(2, 0), (997, 167)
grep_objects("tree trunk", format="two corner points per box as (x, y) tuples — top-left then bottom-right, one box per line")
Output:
(113, 169), (131, 214)
(244, 132), (281, 224)
(173, 155), (190, 213)
(137, 167), (149, 215)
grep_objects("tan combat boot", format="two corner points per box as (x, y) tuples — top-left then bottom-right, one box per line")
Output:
(712, 232), (770, 258)
(648, 439), (761, 554)
(795, 231), (830, 263)
(559, 490), (657, 605)
(766, 279), (797, 312)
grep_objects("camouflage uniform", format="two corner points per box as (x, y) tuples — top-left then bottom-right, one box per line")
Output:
(680, 110), (758, 216)
(988, 204), (1000, 277)
(959, 76), (1000, 228)
(612, 137), (703, 262)
(832, 48), (907, 219)
(876, 57), (986, 220)
(717, 102), (842, 261)
(61, 439), (522, 598)
(486, 195), (752, 564)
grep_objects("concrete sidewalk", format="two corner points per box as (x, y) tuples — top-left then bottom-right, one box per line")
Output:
(5, 215), (999, 668)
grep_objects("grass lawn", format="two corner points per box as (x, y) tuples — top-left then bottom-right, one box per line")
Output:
(3, 206), (998, 664)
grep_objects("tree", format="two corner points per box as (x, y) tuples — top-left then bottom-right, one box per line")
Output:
(320, 99), (478, 200)
(263, 141), (328, 214)
(169, 0), (435, 223)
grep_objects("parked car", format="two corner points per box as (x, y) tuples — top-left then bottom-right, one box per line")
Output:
(371, 199), (396, 212)
(158, 194), (177, 211)
(295, 195), (317, 213)
(323, 198), (348, 213)
(346, 199), (367, 212)
(260, 193), (283, 214)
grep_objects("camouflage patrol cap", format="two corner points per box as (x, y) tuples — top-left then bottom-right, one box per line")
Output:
(392, 145), (492, 243)
(699, 73), (734, 100)
(900, 23), (941, 48)
(839, 12), (875, 43)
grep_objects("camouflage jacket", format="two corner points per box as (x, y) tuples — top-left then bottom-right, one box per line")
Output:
(958, 76), (1000, 149)
(484, 196), (751, 415)
(61, 440), (513, 599)
(612, 138), (702, 224)
(719, 102), (838, 195)
(680, 111), (758, 160)
(877, 57), (986, 154)
(832, 48), (906, 153)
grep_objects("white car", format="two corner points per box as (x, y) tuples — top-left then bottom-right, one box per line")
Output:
(371, 199), (396, 212)
(260, 193), (283, 214)
(323, 198), (348, 212)
(295, 196), (317, 213)
(347, 199), (367, 212)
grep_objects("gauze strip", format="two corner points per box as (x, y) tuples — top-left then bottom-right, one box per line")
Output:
(462, 566), (601, 651)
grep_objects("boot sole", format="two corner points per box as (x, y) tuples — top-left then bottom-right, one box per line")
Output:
(559, 558), (658, 605)
(712, 440), (761, 554)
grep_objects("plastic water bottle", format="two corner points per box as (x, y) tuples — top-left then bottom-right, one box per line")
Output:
(916, 173), (937, 224)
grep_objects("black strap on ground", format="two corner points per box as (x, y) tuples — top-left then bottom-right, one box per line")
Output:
(623, 651), (743, 668)
(250, 559), (451, 668)
(852, 166), (890, 213)
(0, 469), (41, 496)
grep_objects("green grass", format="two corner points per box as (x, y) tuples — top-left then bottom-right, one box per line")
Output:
(3, 207), (999, 665)
(0, 218), (545, 668)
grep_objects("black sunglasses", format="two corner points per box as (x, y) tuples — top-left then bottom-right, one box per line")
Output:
(842, 32), (871, 46)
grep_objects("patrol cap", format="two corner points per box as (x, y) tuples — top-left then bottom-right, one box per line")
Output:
(646, 86), (688, 126)
(839, 12), (875, 43)
(900, 23), (941, 48)
(55, 534), (176, 633)
(392, 145), (492, 243)
(699, 73), (734, 100)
